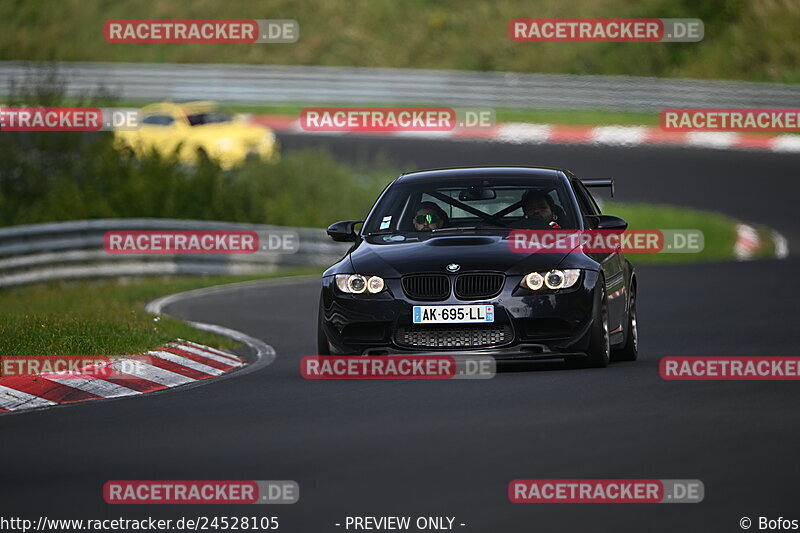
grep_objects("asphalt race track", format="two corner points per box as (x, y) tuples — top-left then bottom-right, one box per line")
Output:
(1, 137), (799, 532)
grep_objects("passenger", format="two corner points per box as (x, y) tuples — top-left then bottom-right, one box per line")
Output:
(413, 201), (449, 231)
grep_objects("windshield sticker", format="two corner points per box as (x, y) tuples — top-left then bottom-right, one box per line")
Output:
(380, 216), (392, 229)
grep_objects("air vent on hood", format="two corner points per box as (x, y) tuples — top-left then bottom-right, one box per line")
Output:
(426, 236), (496, 246)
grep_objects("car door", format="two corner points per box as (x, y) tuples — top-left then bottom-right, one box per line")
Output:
(572, 179), (627, 335)
(138, 112), (184, 156)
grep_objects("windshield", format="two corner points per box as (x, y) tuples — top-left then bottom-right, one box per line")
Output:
(363, 176), (578, 234)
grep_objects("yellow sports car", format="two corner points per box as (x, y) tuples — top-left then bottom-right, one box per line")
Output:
(114, 101), (279, 169)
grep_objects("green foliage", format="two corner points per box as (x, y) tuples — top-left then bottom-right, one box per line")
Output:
(0, 0), (796, 82)
(0, 137), (389, 226)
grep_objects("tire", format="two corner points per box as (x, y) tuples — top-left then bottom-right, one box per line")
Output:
(612, 286), (638, 362)
(584, 286), (611, 368)
(317, 294), (331, 355)
(195, 147), (213, 166)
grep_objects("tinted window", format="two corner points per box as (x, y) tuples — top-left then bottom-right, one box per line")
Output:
(187, 112), (232, 126)
(142, 114), (175, 126)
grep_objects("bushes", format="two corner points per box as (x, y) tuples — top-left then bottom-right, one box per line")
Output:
(0, 0), (795, 82)
(0, 130), (390, 227)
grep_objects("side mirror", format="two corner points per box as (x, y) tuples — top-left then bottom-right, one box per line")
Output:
(584, 215), (628, 231)
(327, 220), (363, 242)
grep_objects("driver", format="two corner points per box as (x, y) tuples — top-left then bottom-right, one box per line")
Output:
(511, 190), (562, 229)
(413, 201), (449, 231)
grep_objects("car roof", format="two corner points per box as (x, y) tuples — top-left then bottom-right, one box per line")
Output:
(140, 101), (221, 115)
(395, 166), (570, 184)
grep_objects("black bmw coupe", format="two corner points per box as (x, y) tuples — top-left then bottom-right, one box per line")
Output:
(318, 166), (638, 368)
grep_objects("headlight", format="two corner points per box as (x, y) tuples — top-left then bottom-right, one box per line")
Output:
(335, 274), (385, 294)
(367, 276), (384, 294)
(545, 270), (565, 289)
(521, 269), (581, 291)
(523, 272), (544, 291)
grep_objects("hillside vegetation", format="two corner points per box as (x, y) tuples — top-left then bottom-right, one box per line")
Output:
(1, 0), (797, 83)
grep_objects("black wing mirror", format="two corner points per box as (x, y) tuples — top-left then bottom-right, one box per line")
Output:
(327, 220), (363, 242)
(584, 215), (628, 230)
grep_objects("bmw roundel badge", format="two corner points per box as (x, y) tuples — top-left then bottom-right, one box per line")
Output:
(446, 263), (461, 272)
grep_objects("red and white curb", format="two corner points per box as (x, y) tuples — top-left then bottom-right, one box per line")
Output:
(0, 341), (244, 414)
(735, 224), (761, 260)
(253, 115), (800, 153)
(734, 224), (789, 261)
(0, 278), (295, 416)
(0, 279), (286, 415)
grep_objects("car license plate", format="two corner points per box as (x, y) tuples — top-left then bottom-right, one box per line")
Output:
(413, 305), (494, 324)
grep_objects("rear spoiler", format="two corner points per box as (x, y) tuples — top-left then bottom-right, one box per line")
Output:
(581, 178), (614, 197)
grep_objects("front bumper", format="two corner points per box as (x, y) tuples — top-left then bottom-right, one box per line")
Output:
(320, 271), (600, 359)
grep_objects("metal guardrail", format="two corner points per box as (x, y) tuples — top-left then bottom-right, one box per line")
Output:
(0, 219), (349, 287)
(2, 61), (799, 111)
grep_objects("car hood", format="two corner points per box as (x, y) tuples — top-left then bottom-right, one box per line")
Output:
(349, 234), (580, 277)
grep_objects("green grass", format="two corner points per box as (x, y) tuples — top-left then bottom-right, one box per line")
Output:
(0, 268), (320, 356)
(605, 202), (743, 263)
(0, 0), (797, 83)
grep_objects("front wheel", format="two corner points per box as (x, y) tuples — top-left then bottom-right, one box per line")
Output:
(612, 286), (638, 362)
(584, 286), (610, 368)
(317, 294), (331, 355)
